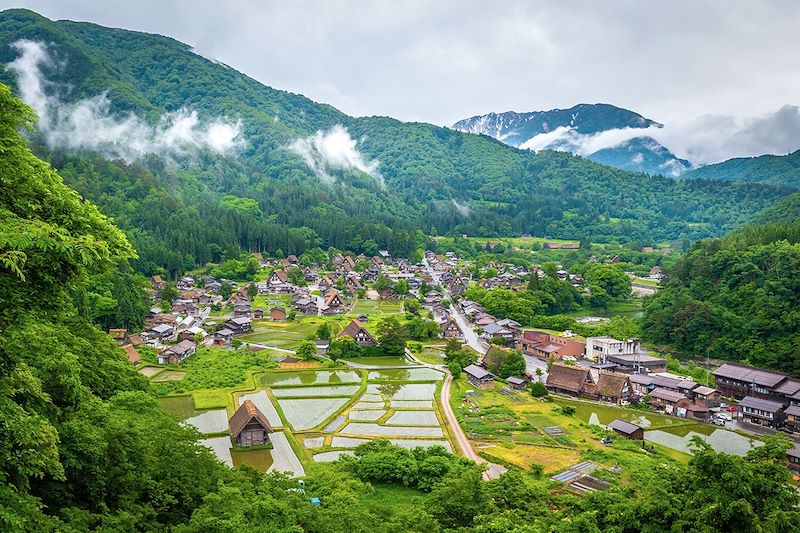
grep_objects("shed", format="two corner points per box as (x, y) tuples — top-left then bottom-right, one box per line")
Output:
(608, 418), (644, 440)
(230, 400), (273, 447)
(463, 364), (494, 390)
(506, 376), (528, 390)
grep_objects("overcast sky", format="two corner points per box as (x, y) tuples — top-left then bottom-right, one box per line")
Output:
(7, 1), (800, 162)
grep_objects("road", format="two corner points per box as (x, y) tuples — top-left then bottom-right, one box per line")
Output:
(405, 343), (506, 479)
(421, 256), (488, 356)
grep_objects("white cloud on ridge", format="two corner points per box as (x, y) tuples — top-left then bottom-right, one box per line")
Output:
(7, 39), (243, 162)
(451, 199), (471, 217)
(288, 124), (381, 183)
(518, 105), (800, 167)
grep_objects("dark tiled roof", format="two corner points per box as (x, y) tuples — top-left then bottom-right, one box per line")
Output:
(464, 364), (492, 380)
(739, 396), (784, 413)
(608, 418), (641, 435)
(713, 363), (787, 388)
(650, 388), (687, 403)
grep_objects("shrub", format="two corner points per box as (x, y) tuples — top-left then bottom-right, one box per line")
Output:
(530, 382), (548, 397)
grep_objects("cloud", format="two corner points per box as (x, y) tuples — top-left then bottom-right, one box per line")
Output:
(7, 39), (243, 162)
(518, 104), (800, 168)
(630, 153), (644, 165)
(451, 199), (471, 217)
(288, 124), (381, 183)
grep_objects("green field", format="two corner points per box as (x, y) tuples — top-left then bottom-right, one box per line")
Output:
(351, 299), (404, 315)
(240, 316), (349, 348)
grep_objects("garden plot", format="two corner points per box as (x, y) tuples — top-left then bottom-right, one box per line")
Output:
(277, 397), (351, 430)
(262, 370), (360, 387)
(183, 409), (228, 434)
(138, 366), (164, 377)
(391, 400), (432, 409)
(339, 422), (444, 438)
(368, 368), (443, 381)
(386, 410), (440, 426)
(268, 431), (305, 477)
(200, 436), (233, 467)
(303, 437), (324, 448)
(349, 410), (386, 421)
(313, 450), (355, 462)
(238, 391), (282, 427)
(151, 370), (187, 382)
(272, 385), (360, 398)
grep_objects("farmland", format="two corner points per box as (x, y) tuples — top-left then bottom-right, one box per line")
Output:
(154, 360), (454, 476)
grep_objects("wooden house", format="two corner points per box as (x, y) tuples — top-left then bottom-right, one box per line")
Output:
(253, 308), (264, 319)
(546, 363), (593, 397)
(122, 344), (140, 366)
(158, 340), (197, 365)
(738, 396), (785, 428)
(608, 419), (644, 440)
(230, 400), (273, 447)
(270, 307), (287, 321)
(339, 319), (377, 346)
(323, 291), (346, 314)
(224, 317), (252, 334)
(463, 364), (494, 389)
(593, 373), (632, 404)
(440, 316), (464, 339)
(506, 376), (528, 390)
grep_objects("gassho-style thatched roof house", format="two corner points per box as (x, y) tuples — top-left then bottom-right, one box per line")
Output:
(230, 400), (273, 447)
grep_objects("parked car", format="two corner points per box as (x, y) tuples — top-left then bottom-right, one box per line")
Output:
(716, 412), (732, 421)
(712, 417), (727, 426)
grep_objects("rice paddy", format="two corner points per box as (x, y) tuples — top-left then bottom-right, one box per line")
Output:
(368, 368), (443, 381)
(385, 410), (440, 426)
(272, 385), (360, 398)
(199, 437), (233, 467)
(277, 397), (352, 430)
(339, 423), (444, 438)
(313, 450), (355, 462)
(183, 409), (229, 434)
(349, 410), (387, 421)
(261, 370), (360, 387)
(390, 400), (432, 408)
(238, 390), (283, 427)
(268, 432), (305, 477)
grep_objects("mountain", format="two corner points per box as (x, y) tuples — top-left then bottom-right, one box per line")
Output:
(0, 9), (794, 277)
(682, 150), (800, 188)
(587, 136), (692, 176)
(452, 104), (692, 176)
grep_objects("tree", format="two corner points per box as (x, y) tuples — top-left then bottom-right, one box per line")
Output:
(160, 283), (179, 304)
(530, 382), (548, 397)
(535, 367), (543, 382)
(297, 340), (317, 360)
(377, 317), (407, 356)
(373, 274), (393, 293)
(328, 337), (363, 360)
(394, 278), (409, 297)
(316, 322), (332, 340)
(498, 350), (526, 378)
(220, 281), (233, 300)
(287, 266), (306, 286)
(246, 282), (257, 298)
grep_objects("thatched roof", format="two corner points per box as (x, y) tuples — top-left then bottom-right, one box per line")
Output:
(595, 373), (630, 399)
(546, 363), (591, 393)
(230, 400), (273, 437)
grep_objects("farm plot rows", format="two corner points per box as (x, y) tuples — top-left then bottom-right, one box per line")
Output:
(272, 385), (360, 398)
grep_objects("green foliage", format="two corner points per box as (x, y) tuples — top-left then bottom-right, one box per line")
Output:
(642, 225), (800, 372)
(316, 322), (332, 341)
(328, 337), (363, 360)
(377, 317), (407, 356)
(152, 347), (275, 394)
(530, 382), (549, 397)
(297, 340), (317, 360)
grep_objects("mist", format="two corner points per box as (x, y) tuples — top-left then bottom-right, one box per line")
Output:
(288, 124), (381, 183)
(7, 39), (243, 162)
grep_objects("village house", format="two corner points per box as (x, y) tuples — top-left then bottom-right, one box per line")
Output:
(690, 385), (721, 408)
(293, 298), (318, 314)
(253, 308), (264, 319)
(270, 307), (287, 321)
(785, 406), (800, 433)
(506, 376), (528, 390)
(178, 325), (207, 342)
(518, 330), (585, 361)
(463, 364), (494, 389)
(224, 317), (252, 334)
(323, 290), (346, 314)
(158, 340), (197, 365)
(629, 373), (654, 396)
(151, 275), (166, 290)
(649, 388), (688, 415)
(787, 444), (800, 474)
(269, 269), (289, 286)
(234, 303), (252, 318)
(593, 373), (632, 404)
(546, 363), (593, 397)
(286, 254), (298, 265)
(480, 322), (515, 344)
(585, 336), (645, 362)
(713, 362), (793, 402)
(440, 316), (464, 339)
(314, 339), (330, 355)
(109, 328), (129, 345)
(495, 318), (522, 338)
(143, 323), (175, 343)
(214, 328), (234, 346)
(649, 266), (664, 280)
(608, 419), (644, 440)
(230, 400), (273, 447)
(339, 319), (377, 347)
(431, 303), (449, 322)
(603, 353), (667, 374)
(738, 396), (786, 428)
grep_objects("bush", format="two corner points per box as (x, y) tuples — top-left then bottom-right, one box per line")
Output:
(530, 382), (548, 397)
(561, 405), (576, 416)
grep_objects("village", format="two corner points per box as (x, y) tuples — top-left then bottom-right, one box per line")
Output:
(109, 246), (800, 487)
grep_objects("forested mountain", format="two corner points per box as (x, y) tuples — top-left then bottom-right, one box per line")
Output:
(642, 220), (800, 374)
(0, 9), (794, 278)
(452, 104), (691, 176)
(682, 150), (800, 188)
